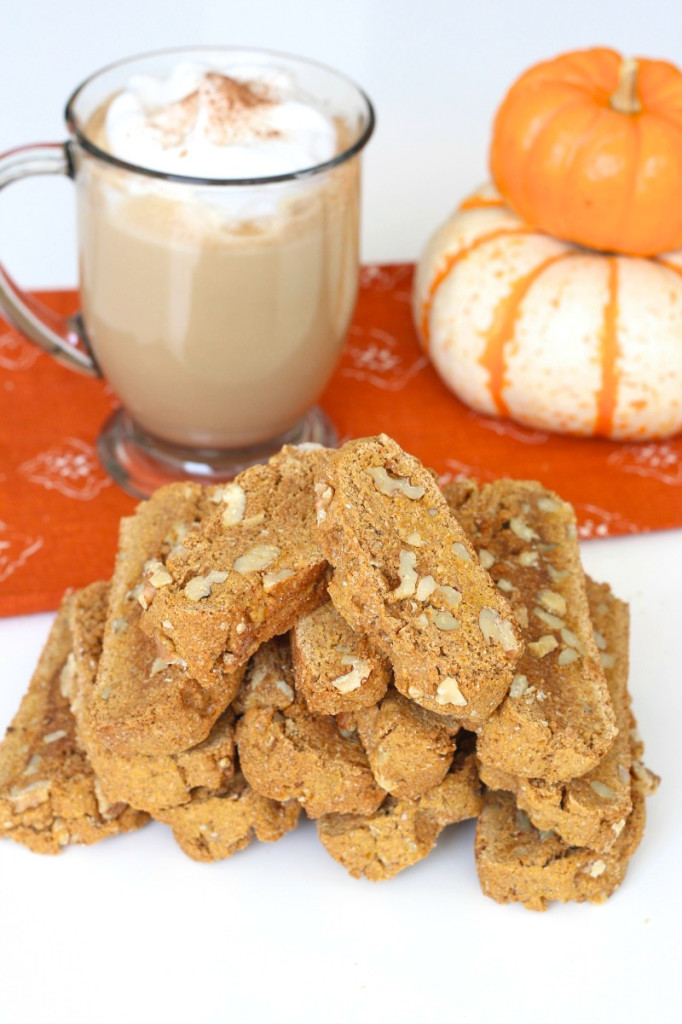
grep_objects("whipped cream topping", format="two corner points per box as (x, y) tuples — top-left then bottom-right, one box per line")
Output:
(104, 62), (338, 179)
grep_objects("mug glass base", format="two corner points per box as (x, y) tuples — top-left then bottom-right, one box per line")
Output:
(97, 407), (338, 499)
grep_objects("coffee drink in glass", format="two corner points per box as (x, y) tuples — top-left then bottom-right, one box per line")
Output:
(0, 48), (374, 496)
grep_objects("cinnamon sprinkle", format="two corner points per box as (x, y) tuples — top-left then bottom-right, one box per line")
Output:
(148, 73), (279, 150)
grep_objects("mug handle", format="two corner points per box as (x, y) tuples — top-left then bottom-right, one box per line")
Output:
(0, 142), (99, 376)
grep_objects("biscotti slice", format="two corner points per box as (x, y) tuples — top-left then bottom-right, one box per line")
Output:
(474, 782), (650, 912)
(317, 747), (482, 880)
(140, 445), (330, 687)
(88, 483), (244, 757)
(445, 479), (616, 782)
(66, 582), (236, 815)
(418, 735), (482, 825)
(475, 705), (659, 911)
(236, 701), (386, 818)
(0, 596), (147, 855)
(155, 773), (300, 863)
(232, 636), (296, 714)
(354, 687), (458, 799)
(291, 601), (391, 715)
(314, 435), (523, 726)
(479, 579), (635, 852)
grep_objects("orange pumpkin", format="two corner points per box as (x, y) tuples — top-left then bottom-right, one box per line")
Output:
(490, 48), (682, 257)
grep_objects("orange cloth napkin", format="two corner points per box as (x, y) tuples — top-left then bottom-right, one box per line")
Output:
(1, 264), (681, 617)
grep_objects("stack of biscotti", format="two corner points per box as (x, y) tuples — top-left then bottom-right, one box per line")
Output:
(442, 478), (659, 909)
(0, 435), (658, 910)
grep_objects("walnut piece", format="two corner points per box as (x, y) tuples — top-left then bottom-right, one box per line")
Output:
(435, 676), (467, 707)
(263, 569), (295, 592)
(528, 634), (559, 658)
(220, 483), (247, 526)
(478, 607), (519, 652)
(451, 542), (471, 561)
(392, 549), (418, 599)
(183, 569), (229, 601)
(366, 465), (426, 500)
(509, 516), (539, 542)
(331, 657), (372, 694)
(415, 574), (437, 601)
(234, 545), (281, 574)
(509, 673), (528, 697)
(478, 548), (495, 569)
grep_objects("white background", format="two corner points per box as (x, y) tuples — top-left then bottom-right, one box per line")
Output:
(1, 3), (682, 1023)
(2, 0), (682, 281)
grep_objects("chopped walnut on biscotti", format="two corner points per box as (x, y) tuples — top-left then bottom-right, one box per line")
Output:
(445, 478), (616, 783)
(313, 435), (523, 728)
(140, 445), (330, 689)
(291, 601), (391, 715)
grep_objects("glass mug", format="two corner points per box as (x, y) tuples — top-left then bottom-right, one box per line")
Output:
(0, 47), (374, 497)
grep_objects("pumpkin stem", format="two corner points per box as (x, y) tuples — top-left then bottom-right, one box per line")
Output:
(609, 57), (642, 114)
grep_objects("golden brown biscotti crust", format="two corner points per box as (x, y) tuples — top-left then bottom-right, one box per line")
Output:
(474, 786), (646, 912)
(291, 601), (391, 715)
(474, 681), (659, 912)
(154, 773), (300, 862)
(0, 596), (148, 855)
(68, 581), (237, 815)
(68, 582), (300, 863)
(236, 700), (386, 818)
(446, 478), (617, 782)
(314, 435), (523, 727)
(232, 635), (296, 715)
(140, 446), (331, 687)
(354, 687), (457, 799)
(87, 483), (244, 757)
(318, 749), (482, 880)
(478, 578), (635, 852)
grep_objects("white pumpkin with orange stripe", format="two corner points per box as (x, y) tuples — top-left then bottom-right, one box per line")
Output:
(413, 183), (682, 439)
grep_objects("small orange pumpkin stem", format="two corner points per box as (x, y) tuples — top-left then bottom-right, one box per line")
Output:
(609, 57), (642, 114)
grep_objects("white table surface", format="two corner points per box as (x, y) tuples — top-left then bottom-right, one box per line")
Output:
(0, 527), (679, 1024)
(2, 3), (682, 1021)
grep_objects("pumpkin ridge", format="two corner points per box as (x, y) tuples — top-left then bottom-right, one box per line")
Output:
(517, 98), (599, 223)
(635, 58), (682, 109)
(479, 252), (574, 417)
(620, 119), (641, 252)
(555, 48), (621, 97)
(639, 104), (682, 135)
(594, 258), (620, 437)
(421, 226), (533, 348)
(529, 79), (605, 104)
(552, 106), (608, 238)
(561, 107), (637, 249)
(493, 93), (592, 215)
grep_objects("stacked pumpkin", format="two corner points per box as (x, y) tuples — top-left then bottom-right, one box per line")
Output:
(414, 48), (682, 439)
